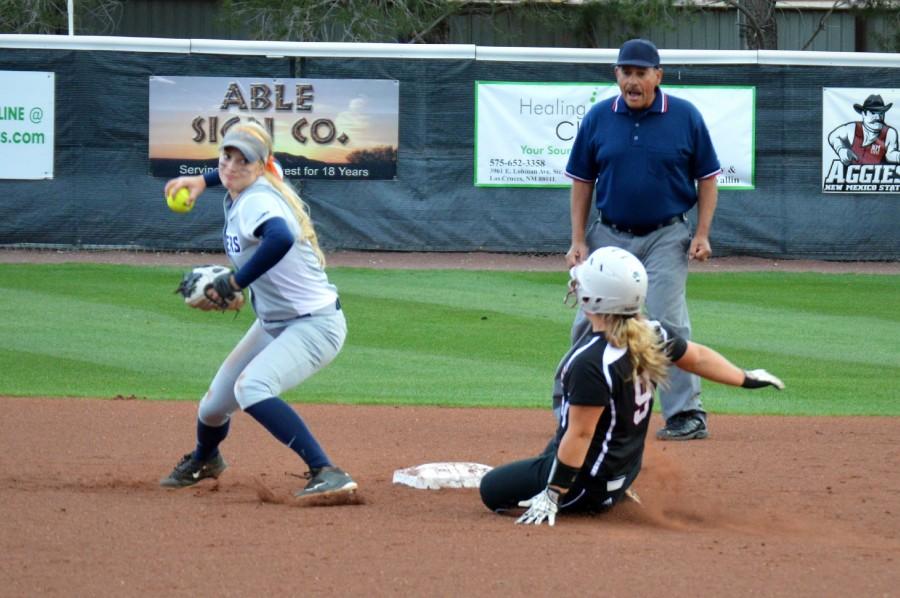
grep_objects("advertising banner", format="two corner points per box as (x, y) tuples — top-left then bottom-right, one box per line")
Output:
(0, 71), (54, 180)
(822, 88), (900, 194)
(149, 77), (399, 180)
(475, 82), (755, 190)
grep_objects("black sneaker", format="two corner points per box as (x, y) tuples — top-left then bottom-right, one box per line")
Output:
(160, 452), (227, 488)
(655, 413), (709, 441)
(294, 466), (358, 500)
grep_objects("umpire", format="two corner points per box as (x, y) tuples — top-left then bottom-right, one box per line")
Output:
(556, 38), (722, 441)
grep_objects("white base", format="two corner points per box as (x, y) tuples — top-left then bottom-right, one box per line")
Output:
(392, 462), (493, 490)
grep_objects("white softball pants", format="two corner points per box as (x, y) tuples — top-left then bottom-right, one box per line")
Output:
(197, 311), (347, 427)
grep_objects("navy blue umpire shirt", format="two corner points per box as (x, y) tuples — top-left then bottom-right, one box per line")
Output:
(565, 88), (721, 228)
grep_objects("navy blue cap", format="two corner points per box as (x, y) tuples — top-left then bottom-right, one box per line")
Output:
(615, 39), (660, 68)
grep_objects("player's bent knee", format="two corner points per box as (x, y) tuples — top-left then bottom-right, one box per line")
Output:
(478, 469), (508, 512)
(197, 402), (232, 427)
(234, 377), (278, 411)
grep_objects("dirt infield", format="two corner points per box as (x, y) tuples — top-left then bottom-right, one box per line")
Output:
(1, 398), (898, 597)
(1, 250), (898, 596)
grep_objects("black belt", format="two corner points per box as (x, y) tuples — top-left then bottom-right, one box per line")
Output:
(601, 213), (686, 237)
(299, 297), (342, 319)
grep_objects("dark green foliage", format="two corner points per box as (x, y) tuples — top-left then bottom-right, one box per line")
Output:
(217, 0), (684, 45)
(0, 0), (122, 34)
(570, 0), (682, 47)
(218, 0), (463, 43)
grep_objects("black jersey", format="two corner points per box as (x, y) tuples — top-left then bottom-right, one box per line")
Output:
(555, 321), (687, 488)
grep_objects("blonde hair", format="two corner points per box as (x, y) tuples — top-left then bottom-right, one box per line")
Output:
(603, 314), (670, 388)
(232, 120), (326, 268)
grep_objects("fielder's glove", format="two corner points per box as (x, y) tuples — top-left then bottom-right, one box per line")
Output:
(175, 265), (242, 311)
(516, 487), (560, 527)
(741, 369), (784, 390)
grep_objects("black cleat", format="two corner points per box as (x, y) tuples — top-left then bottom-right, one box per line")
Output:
(294, 466), (358, 500)
(656, 413), (709, 441)
(160, 452), (227, 488)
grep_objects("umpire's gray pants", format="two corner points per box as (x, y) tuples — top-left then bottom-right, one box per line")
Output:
(552, 216), (704, 423)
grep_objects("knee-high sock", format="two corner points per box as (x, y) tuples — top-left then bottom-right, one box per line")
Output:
(193, 418), (230, 461)
(245, 397), (331, 469)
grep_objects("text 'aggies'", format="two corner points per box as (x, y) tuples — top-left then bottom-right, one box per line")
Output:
(824, 162), (900, 184)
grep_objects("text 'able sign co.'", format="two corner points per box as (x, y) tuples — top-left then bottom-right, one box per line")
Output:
(149, 76), (399, 181)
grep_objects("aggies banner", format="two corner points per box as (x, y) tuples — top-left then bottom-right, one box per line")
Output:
(822, 88), (900, 194)
(149, 76), (399, 180)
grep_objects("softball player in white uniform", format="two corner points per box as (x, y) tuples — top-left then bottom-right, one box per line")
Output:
(161, 122), (357, 500)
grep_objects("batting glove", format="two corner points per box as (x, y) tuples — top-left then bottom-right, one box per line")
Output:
(516, 487), (560, 527)
(742, 369), (785, 390)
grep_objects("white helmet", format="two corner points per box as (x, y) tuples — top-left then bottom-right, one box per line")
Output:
(569, 247), (647, 315)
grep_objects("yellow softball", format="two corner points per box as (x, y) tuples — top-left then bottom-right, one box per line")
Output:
(166, 187), (193, 213)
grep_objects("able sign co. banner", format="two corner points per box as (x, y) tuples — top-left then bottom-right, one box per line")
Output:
(475, 82), (755, 190)
(149, 76), (399, 180)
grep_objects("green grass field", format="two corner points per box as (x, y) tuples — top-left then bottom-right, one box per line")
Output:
(0, 263), (896, 416)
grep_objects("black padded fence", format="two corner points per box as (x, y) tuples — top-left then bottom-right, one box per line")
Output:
(0, 42), (898, 260)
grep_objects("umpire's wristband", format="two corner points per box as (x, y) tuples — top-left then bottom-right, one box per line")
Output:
(548, 458), (580, 492)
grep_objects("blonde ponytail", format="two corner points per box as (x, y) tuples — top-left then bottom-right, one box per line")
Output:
(262, 171), (326, 268)
(231, 120), (326, 268)
(603, 315), (670, 388)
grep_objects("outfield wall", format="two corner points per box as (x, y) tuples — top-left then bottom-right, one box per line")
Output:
(0, 36), (898, 260)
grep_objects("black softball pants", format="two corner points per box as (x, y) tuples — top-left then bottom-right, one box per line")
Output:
(479, 443), (641, 515)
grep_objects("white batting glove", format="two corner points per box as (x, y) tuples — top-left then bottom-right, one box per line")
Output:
(742, 369), (785, 390)
(516, 487), (560, 527)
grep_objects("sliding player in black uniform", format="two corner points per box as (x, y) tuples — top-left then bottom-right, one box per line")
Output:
(479, 246), (784, 526)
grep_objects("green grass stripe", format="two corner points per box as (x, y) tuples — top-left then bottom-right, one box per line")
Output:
(0, 263), (897, 416)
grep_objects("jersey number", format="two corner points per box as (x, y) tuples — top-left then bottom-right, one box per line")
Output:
(632, 377), (652, 425)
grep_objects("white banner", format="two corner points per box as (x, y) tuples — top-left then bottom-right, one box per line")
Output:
(0, 71), (54, 179)
(822, 88), (900, 194)
(475, 82), (755, 190)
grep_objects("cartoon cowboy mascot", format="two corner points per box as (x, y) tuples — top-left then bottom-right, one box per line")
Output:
(828, 94), (900, 165)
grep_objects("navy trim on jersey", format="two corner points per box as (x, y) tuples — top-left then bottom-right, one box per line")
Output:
(564, 88), (722, 228)
(204, 169), (222, 188)
(233, 217), (294, 289)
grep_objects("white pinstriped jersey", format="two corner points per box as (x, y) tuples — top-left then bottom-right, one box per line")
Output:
(222, 178), (337, 323)
(555, 321), (687, 484)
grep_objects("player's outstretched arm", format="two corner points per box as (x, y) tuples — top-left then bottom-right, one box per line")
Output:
(672, 341), (784, 390)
